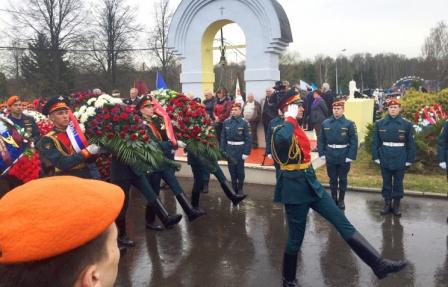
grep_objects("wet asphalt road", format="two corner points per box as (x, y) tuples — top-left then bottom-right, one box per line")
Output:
(115, 178), (448, 287)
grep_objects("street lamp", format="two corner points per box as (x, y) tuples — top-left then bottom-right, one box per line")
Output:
(335, 49), (346, 95)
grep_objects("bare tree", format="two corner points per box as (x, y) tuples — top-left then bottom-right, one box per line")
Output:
(8, 0), (85, 93)
(148, 0), (176, 78)
(422, 21), (448, 86)
(89, 0), (140, 88)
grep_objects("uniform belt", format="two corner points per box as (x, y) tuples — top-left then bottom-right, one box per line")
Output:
(227, 141), (244, 145)
(280, 162), (311, 171)
(327, 144), (348, 149)
(383, 142), (405, 147)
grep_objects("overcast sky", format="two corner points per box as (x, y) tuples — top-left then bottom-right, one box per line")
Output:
(0, 0), (447, 61)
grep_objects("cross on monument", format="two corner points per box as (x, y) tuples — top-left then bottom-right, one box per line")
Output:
(219, 6), (225, 16)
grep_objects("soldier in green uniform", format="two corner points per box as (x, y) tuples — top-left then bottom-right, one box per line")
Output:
(318, 100), (358, 209)
(135, 97), (205, 231)
(437, 120), (447, 223)
(37, 96), (100, 178)
(372, 99), (416, 216)
(220, 103), (252, 194)
(271, 92), (407, 286)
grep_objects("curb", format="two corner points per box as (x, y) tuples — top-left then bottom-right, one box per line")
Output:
(321, 184), (448, 199)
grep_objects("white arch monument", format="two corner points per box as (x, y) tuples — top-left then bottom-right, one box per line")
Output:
(168, 0), (293, 101)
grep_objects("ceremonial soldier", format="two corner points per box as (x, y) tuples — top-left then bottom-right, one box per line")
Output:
(38, 96), (101, 178)
(437, 120), (447, 223)
(6, 95), (40, 143)
(123, 87), (140, 106)
(318, 100), (358, 209)
(271, 93), (407, 286)
(135, 97), (205, 231)
(372, 99), (416, 217)
(220, 103), (252, 194)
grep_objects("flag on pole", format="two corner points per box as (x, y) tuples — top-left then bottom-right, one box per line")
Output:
(299, 80), (311, 91)
(156, 71), (168, 89)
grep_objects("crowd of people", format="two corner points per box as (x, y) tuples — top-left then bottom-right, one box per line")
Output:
(0, 81), (447, 287)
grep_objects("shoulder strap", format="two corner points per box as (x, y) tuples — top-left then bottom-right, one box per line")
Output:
(44, 132), (70, 156)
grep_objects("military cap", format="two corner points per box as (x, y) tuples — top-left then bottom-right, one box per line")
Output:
(6, 95), (20, 107)
(387, 98), (401, 107)
(332, 100), (345, 107)
(135, 95), (153, 110)
(277, 89), (303, 110)
(0, 176), (124, 264)
(42, 95), (71, 115)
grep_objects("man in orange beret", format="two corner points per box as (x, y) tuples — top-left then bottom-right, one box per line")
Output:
(6, 95), (39, 143)
(372, 99), (416, 216)
(37, 96), (100, 178)
(221, 102), (252, 195)
(318, 100), (358, 210)
(0, 176), (124, 287)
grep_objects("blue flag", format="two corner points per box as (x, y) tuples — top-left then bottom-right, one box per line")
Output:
(156, 71), (168, 89)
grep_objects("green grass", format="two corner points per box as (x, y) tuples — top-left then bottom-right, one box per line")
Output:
(315, 145), (448, 194)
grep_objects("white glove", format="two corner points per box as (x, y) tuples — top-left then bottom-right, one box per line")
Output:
(374, 159), (380, 165)
(405, 162), (411, 167)
(242, 154), (249, 160)
(345, 158), (352, 163)
(320, 156), (326, 161)
(86, 144), (100, 155)
(177, 140), (187, 148)
(439, 162), (447, 170)
(284, 104), (299, 119)
(267, 154), (272, 159)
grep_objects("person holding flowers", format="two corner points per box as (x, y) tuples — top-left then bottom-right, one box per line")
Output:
(135, 96), (206, 231)
(220, 102), (252, 195)
(37, 96), (101, 178)
(6, 95), (40, 143)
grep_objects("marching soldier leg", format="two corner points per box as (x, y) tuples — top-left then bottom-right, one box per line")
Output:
(283, 204), (311, 287)
(191, 164), (205, 208)
(202, 170), (210, 193)
(132, 175), (182, 229)
(326, 163), (339, 204)
(380, 168), (393, 215)
(145, 173), (164, 230)
(337, 163), (351, 210)
(391, 169), (405, 217)
(112, 180), (135, 248)
(213, 164), (246, 205)
(311, 191), (407, 279)
(160, 168), (206, 221)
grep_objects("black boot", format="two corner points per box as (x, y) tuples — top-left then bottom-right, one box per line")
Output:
(392, 198), (402, 217)
(380, 200), (392, 215)
(176, 192), (206, 221)
(202, 181), (209, 193)
(282, 253), (298, 287)
(152, 198), (182, 229)
(220, 180), (246, 205)
(338, 190), (346, 210)
(116, 217), (136, 248)
(191, 190), (201, 209)
(346, 231), (407, 279)
(145, 204), (163, 231)
(331, 190), (338, 205)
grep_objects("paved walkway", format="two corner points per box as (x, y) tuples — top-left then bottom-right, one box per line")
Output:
(115, 178), (447, 287)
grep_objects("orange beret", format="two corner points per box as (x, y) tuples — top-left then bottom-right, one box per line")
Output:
(332, 100), (345, 107)
(0, 176), (124, 264)
(232, 102), (242, 109)
(388, 99), (400, 107)
(6, 95), (20, 107)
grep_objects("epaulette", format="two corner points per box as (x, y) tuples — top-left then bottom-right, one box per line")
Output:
(43, 131), (70, 156)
